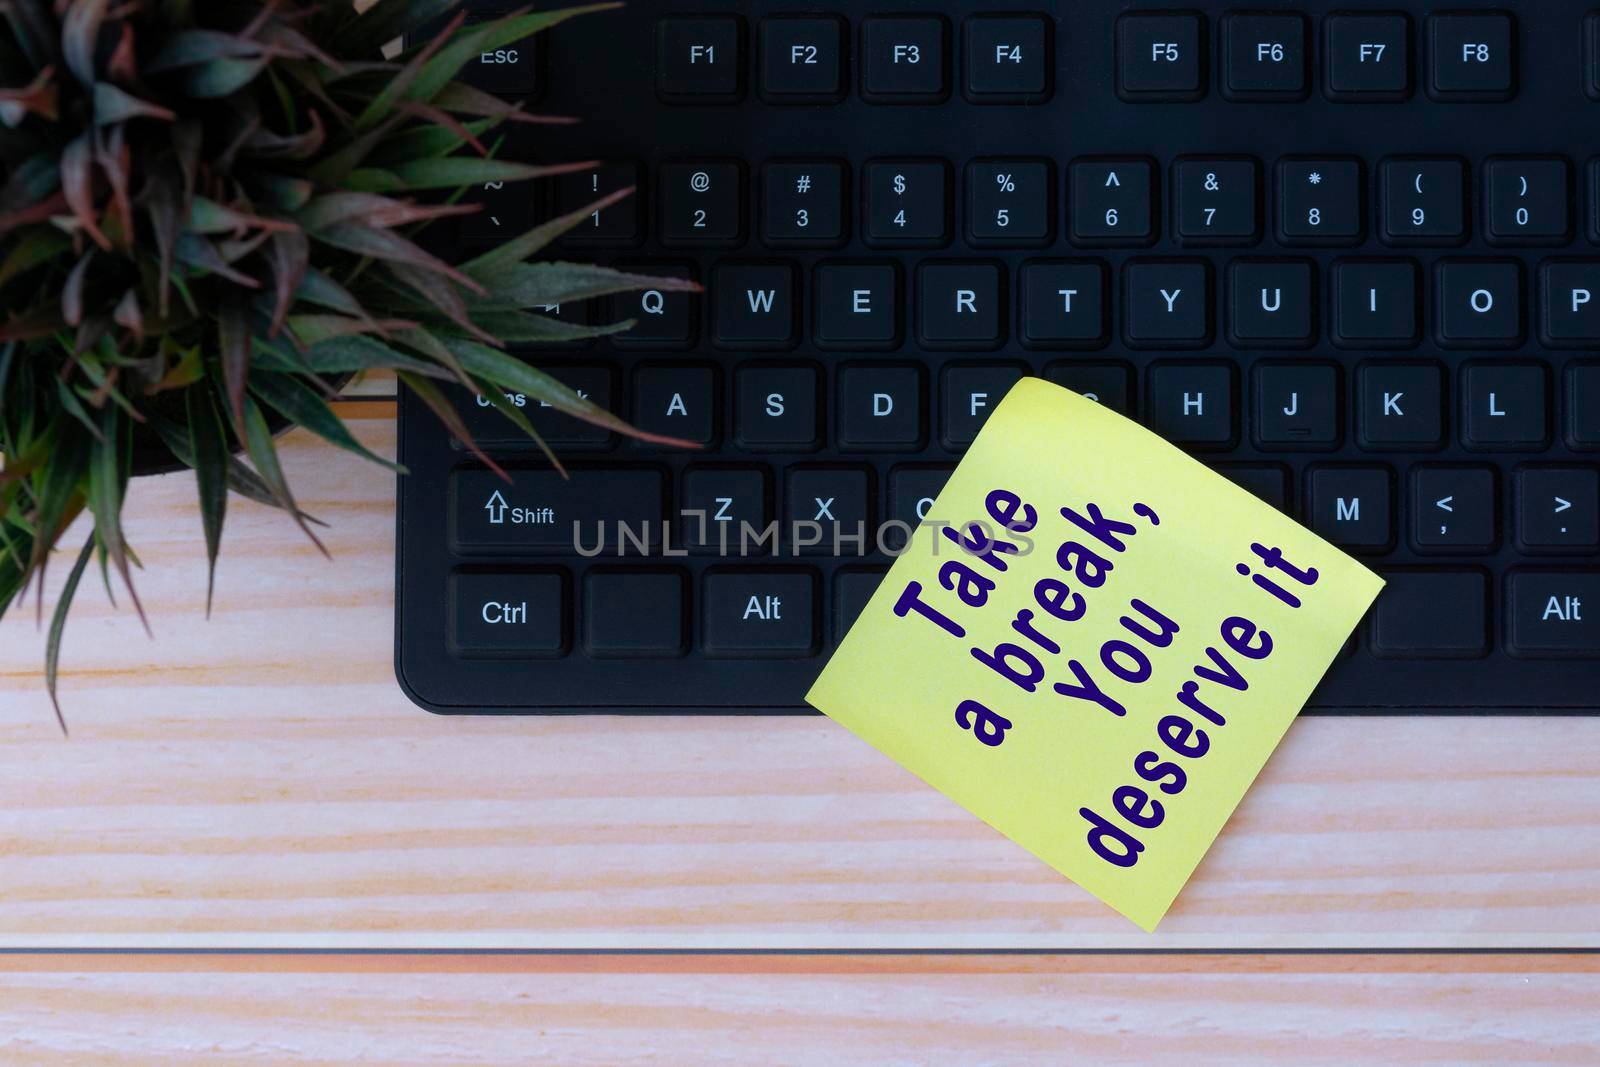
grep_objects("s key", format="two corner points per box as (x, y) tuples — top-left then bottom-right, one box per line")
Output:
(1382, 159), (1466, 245)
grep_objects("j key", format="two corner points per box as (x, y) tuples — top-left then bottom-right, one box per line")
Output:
(659, 162), (744, 246)
(451, 468), (663, 551)
(814, 261), (901, 347)
(1117, 12), (1205, 100)
(714, 262), (798, 347)
(1147, 363), (1234, 447)
(1222, 13), (1307, 99)
(762, 161), (846, 247)
(1506, 571), (1599, 656)
(965, 15), (1050, 99)
(1217, 465), (1289, 511)
(889, 465), (955, 542)
(1370, 571), (1489, 659)
(862, 16), (948, 101)
(1229, 259), (1313, 344)
(1278, 160), (1362, 244)
(1174, 160), (1258, 243)
(1124, 260), (1210, 347)
(760, 16), (845, 101)
(1069, 159), (1154, 244)
(557, 162), (641, 245)
(837, 365), (924, 449)
(1308, 467), (1392, 549)
(584, 572), (685, 657)
(451, 367), (612, 447)
(865, 161), (950, 245)
(1538, 262), (1600, 345)
(1325, 13), (1410, 98)
(1381, 159), (1466, 244)
(1428, 12), (1514, 100)
(735, 365), (819, 449)
(918, 261), (1002, 347)
(836, 569), (886, 640)
(657, 16), (744, 100)
(632, 365), (716, 446)
(450, 571), (565, 656)
(1571, 364), (1600, 445)
(460, 178), (535, 243)
(1358, 363), (1444, 448)
(1044, 362), (1133, 417)
(1253, 363), (1339, 446)
(967, 160), (1051, 245)
(942, 364), (1024, 448)
(1461, 363), (1547, 448)
(681, 467), (768, 551)
(786, 467), (873, 554)
(1019, 261), (1107, 347)
(1486, 160), (1569, 243)
(1435, 260), (1522, 347)
(701, 571), (816, 655)
(609, 261), (696, 348)
(1332, 260), (1418, 346)
(1518, 468), (1600, 549)
(1412, 466), (1496, 550)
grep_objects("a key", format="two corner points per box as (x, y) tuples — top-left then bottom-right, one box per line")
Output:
(1486, 159), (1570, 244)
(1147, 363), (1234, 447)
(836, 569), (887, 641)
(918, 261), (1002, 347)
(451, 366), (613, 447)
(735, 365), (819, 449)
(1043, 362), (1133, 416)
(1221, 13), (1307, 99)
(659, 162), (744, 246)
(1332, 259), (1418, 346)
(1571, 364), (1600, 445)
(942, 364), (1024, 448)
(1116, 12), (1205, 100)
(1124, 260), (1211, 347)
(837, 365), (924, 449)
(888, 465), (955, 544)
(701, 571), (817, 655)
(813, 261), (901, 347)
(861, 16), (949, 101)
(1253, 363), (1339, 446)
(1229, 259), (1314, 344)
(1277, 159), (1362, 244)
(785, 467), (874, 554)
(609, 261), (697, 348)
(1461, 363), (1547, 448)
(1069, 159), (1154, 245)
(1325, 13), (1411, 99)
(1217, 465), (1289, 511)
(681, 467), (768, 552)
(1381, 159), (1467, 244)
(966, 160), (1051, 245)
(762, 161), (846, 247)
(1412, 466), (1496, 550)
(760, 16), (845, 101)
(1428, 12), (1514, 100)
(557, 162), (641, 245)
(1019, 261), (1107, 347)
(864, 161), (950, 245)
(584, 572), (686, 657)
(1307, 466), (1393, 549)
(632, 365), (716, 447)
(965, 15), (1050, 100)
(1435, 260), (1522, 347)
(713, 262), (798, 347)
(451, 468), (664, 551)
(1174, 159), (1259, 243)
(1506, 571), (1599, 656)
(450, 571), (566, 656)
(1540, 262), (1600, 345)
(657, 16), (744, 101)
(1370, 571), (1489, 658)
(1358, 363), (1443, 448)
(1518, 467), (1600, 548)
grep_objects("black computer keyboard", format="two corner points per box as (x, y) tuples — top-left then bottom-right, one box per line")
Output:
(395, 0), (1600, 714)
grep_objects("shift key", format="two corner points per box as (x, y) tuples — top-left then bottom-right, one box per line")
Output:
(451, 468), (665, 551)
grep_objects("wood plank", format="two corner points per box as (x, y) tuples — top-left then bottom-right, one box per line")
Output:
(0, 954), (1595, 1064)
(2, 421), (1597, 949)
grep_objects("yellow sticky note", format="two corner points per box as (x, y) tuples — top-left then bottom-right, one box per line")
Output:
(806, 378), (1384, 931)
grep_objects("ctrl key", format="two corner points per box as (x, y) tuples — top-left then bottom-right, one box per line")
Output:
(702, 570), (817, 656)
(1507, 571), (1600, 656)
(449, 571), (567, 656)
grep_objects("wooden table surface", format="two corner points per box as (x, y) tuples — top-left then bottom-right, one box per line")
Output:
(2, 400), (1597, 1061)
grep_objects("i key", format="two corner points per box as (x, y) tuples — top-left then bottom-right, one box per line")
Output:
(1382, 159), (1466, 244)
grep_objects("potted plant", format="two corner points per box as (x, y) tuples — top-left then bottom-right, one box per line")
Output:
(0, 0), (693, 726)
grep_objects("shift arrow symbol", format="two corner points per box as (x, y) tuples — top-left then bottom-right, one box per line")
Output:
(485, 490), (508, 524)
(1554, 496), (1572, 513)
(1435, 495), (1454, 512)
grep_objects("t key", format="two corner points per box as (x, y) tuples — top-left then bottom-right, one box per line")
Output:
(1382, 159), (1466, 244)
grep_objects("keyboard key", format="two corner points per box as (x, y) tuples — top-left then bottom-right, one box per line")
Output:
(1358, 363), (1444, 448)
(459, 176), (536, 244)
(1371, 571), (1489, 658)
(1229, 259), (1314, 344)
(657, 17), (744, 101)
(1570, 364), (1600, 445)
(1147, 363), (1234, 447)
(1428, 12), (1514, 100)
(865, 161), (949, 245)
(1485, 159), (1570, 244)
(1434, 260), (1523, 347)
(786, 467), (873, 554)
(965, 15), (1050, 100)
(889, 466), (955, 541)
(609, 261), (697, 348)
(1308, 466), (1393, 549)
(557, 162), (641, 245)
(1043, 362), (1133, 417)
(449, 569), (566, 657)
(1069, 159), (1155, 245)
(451, 366), (612, 447)
(1020, 260), (1108, 347)
(1325, 13), (1411, 99)
(762, 161), (846, 247)
(462, 9), (541, 96)
(760, 16), (845, 101)
(1117, 12), (1205, 100)
(681, 467), (768, 552)
(918, 261), (1002, 347)
(1461, 363), (1548, 448)
(1381, 158), (1467, 244)
(1277, 159), (1363, 244)
(735, 365), (819, 449)
(1174, 159), (1259, 243)
(632, 365), (716, 446)
(814, 261), (901, 347)
(838, 365), (924, 449)
(967, 160), (1052, 245)
(1412, 466), (1497, 550)
(1589, 12), (1600, 101)
(1253, 363), (1339, 447)
(584, 571), (686, 656)
(1217, 464), (1289, 511)
(714, 261), (798, 347)
(862, 16), (948, 101)
(1518, 467), (1600, 549)
(451, 468), (664, 551)
(836, 569), (886, 640)
(1124, 260), (1210, 347)
(1506, 570), (1599, 656)
(1332, 259), (1418, 346)
(1539, 262), (1600, 345)
(942, 364), (1024, 448)
(1222, 13), (1307, 99)
(659, 162), (744, 246)
(702, 571), (817, 654)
